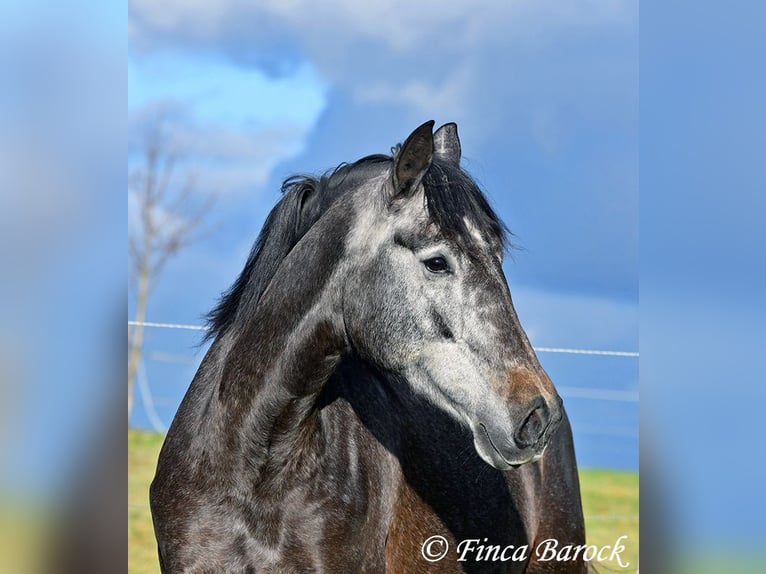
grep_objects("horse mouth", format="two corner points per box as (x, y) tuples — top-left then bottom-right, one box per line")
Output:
(476, 423), (531, 469)
(478, 422), (518, 467)
(476, 414), (560, 469)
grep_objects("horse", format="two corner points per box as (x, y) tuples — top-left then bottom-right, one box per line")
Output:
(150, 121), (587, 573)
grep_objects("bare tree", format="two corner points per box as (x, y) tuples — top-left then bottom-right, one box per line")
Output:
(128, 117), (213, 419)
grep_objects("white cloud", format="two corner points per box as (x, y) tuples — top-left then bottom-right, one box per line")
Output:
(129, 0), (635, 146)
(353, 65), (474, 117)
(127, 121), (296, 199)
(129, 43), (328, 197)
(130, 1), (631, 57)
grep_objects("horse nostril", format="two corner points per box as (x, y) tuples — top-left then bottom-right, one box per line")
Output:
(513, 406), (548, 449)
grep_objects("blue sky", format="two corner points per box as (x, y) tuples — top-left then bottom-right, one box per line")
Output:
(128, 0), (638, 469)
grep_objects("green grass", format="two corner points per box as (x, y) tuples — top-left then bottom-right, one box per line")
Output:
(129, 429), (638, 572)
(580, 468), (639, 570)
(129, 429), (165, 574)
(672, 556), (764, 574)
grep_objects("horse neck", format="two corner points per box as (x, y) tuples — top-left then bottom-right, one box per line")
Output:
(210, 208), (353, 479)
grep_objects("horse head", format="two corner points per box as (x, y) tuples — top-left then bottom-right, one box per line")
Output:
(341, 121), (563, 469)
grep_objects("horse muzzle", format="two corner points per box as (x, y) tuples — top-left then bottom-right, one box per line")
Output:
(471, 395), (563, 469)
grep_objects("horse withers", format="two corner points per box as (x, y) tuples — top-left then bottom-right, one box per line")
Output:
(150, 121), (587, 573)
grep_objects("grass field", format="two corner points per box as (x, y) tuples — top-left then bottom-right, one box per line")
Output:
(129, 429), (638, 572)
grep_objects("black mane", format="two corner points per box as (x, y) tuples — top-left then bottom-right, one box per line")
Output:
(204, 153), (508, 341)
(202, 173), (324, 342)
(421, 157), (509, 252)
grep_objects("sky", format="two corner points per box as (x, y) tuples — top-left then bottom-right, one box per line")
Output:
(127, 0), (638, 470)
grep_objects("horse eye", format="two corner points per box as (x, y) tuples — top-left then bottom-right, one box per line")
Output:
(424, 256), (449, 273)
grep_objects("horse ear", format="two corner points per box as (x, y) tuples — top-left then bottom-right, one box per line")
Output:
(433, 122), (461, 164)
(393, 120), (435, 196)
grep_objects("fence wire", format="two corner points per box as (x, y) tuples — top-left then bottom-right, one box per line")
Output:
(129, 321), (639, 357)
